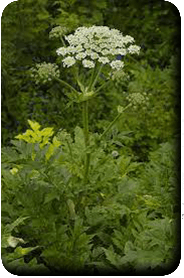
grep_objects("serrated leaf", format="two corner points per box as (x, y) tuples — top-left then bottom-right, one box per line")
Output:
(44, 192), (60, 204)
(124, 241), (135, 253)
(40, 127), (54, 137)
(103, 246), (118, 266)
(121, 250), (138, 264)
(28, 120), (41, 131)
(67, 199), (76, 219)
(131, 228), (139, 238)
(52, 136), (61, 147)
(113, 140), (124, 147)
(1, 147), (20, 162)
(5, 217), (29, 233)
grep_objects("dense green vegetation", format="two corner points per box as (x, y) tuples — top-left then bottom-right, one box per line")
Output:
(1, 0), (180, 275)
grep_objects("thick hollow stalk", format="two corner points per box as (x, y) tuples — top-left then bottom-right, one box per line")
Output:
(83, 100), (90, 183)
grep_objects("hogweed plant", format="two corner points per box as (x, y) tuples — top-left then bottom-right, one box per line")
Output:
(31, 25), (142, 183)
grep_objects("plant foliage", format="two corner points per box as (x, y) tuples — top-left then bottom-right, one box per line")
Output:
(1, 120), (179, 274)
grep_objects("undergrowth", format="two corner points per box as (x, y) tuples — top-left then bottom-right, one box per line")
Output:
(1, 120), (179, 275)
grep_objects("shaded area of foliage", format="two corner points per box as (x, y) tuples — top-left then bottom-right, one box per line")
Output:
(1, 122), (180, 275)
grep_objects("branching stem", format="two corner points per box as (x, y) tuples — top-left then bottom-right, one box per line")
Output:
(54, 77), (79, 95)
(100, 104), (131, 140)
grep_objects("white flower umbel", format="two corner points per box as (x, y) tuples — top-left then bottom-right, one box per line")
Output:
(76, 52), (87, 60)
(98, 57), (110, 64)
(127, 45), (141, 54)
(82, 59), (95, 68)
(49, 26), (69, 39)
(110, 60), (124, 70)
(31, 62), (60, 84)
(112, 150), (119, 158)
(63, 56), (76, 67)
(126, 92), (149, 110)
(56, 47), (69, 56)
(56, 25), (140, 69)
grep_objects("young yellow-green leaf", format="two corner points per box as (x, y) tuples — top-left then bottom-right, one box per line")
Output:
(40, 138), (50, 148)
(15, 134), (23, 140)
(15, 246), (39, 256)
(10, 167), (19, 175)
(14, 120), (61, 161)
(28, 120), (41, 131)
(45, 144), (54, 160)
(52, 136), (61, 147)
(45, 137), (61, 160)
(40, 127), (54, 137)
(15, 129), (36, 143)
(24, 129), (35, 136)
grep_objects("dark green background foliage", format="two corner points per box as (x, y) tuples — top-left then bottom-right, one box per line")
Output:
(1, 0), (180, 275)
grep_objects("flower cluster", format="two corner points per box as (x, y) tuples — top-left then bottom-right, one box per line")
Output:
(49, 26), (69, 39)
(56, 25), (140, 69)
(126, 92), (149, 110)
(10, 167), (19, 175)
(31, 62), (60, 84)
(110, 69), (130, 86)
(112, 150), (119, 158)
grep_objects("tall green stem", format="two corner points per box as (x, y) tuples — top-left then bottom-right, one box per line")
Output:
(83, 100), (90, 183)
(81, 65), (105, 184)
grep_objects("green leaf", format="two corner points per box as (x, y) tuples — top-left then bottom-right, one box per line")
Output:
(103, 246), (123, 270)
(40, 127), (54, 137)
(103, 246), (118, 265)
(3, 257), (50, 275)
(44, 191), (60, 204)
(1, 147), (20, 162)
(4, 216), (29, 233)
(7, 236), (26, 248)
(28, 119), (41, 131)
(67, 199), (76, 219)
(15, 246), (39, 256)
(124, 241), (135, 253)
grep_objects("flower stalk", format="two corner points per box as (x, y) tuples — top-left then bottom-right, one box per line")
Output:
(54, 77), (79, 95)
(82, 100), (90, 183)
(100, 103), (131, 140)
(90, 64), (103, 91)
